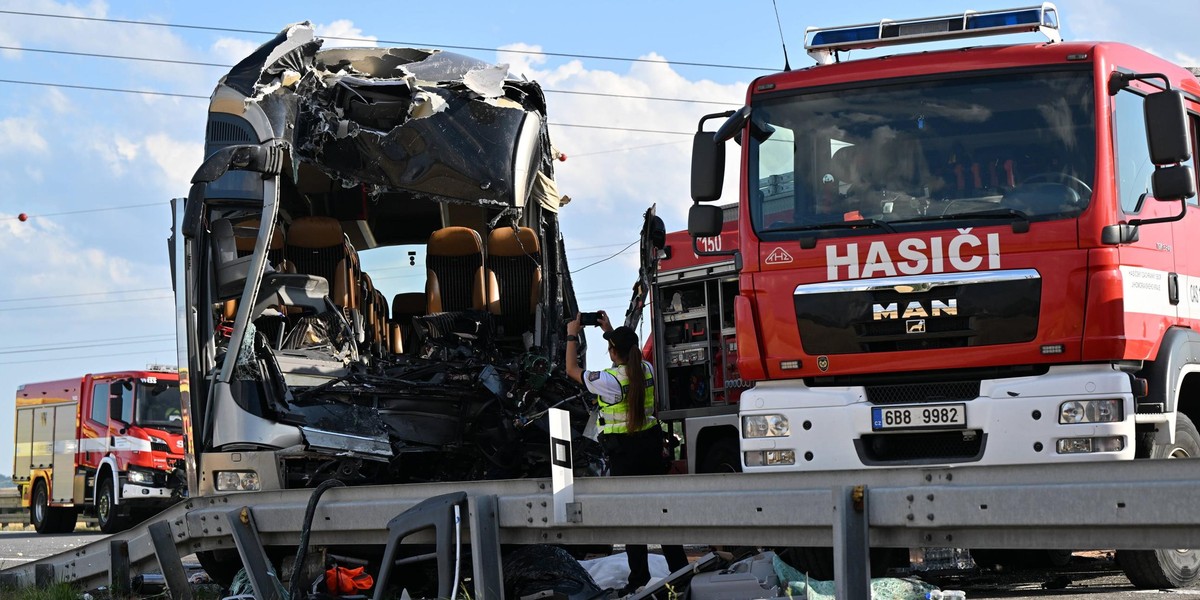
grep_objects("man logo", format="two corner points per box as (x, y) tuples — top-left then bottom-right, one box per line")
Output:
(817, 356), (829, 371)
(906, 319), (926, 334)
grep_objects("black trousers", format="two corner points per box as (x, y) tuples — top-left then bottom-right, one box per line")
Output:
(600, 427), (689, 587)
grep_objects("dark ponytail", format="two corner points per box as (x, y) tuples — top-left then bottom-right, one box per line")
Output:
(625, 346), (646, 431)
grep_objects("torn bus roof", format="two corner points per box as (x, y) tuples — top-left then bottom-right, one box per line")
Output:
(212, 21), (555, 210)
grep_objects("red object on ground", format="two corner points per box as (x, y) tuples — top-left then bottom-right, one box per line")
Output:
(326, 565), (374, 594)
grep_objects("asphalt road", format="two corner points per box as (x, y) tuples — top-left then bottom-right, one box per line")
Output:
(2, 532), (1199, 599)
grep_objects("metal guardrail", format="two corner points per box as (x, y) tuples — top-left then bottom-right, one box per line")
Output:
(2, 459), (1200, 596)
(0, 487), (97, 528)
(0, 488), (26, 526)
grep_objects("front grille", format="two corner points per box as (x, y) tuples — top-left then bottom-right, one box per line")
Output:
(794, 271), (1041, 354)
(856, 430), (985, 464)
(866, 381), (980, 405)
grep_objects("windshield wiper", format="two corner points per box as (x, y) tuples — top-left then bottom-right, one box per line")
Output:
(890, 208), (1030, 233)
(767, 218), (897, 235)
(766, 219), (898, 250)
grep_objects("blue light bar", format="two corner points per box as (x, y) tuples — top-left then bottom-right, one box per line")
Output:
(805, 3), (1061, 65)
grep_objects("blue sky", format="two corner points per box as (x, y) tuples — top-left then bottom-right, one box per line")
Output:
(0, 0), (1196, 475)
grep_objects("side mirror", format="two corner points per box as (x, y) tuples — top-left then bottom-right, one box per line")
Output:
(691, 132), (725, 202)
(1145, 90), (1191, 165)
(649, 215), (666, 250)
(688, 204), (724, 238)
(109, 381), (128, 423)
(109, 396), (123, 423)
(191, 142), (284, 184)
(1153, 164), (1197, 201)
(691, 109), (741, 203)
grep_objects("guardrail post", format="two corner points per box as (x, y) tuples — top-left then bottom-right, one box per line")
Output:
(228, 507), (286, 600)
(34, 563), (54, 587)
(468, 494), (504, 600)
(109, 539), (130, 599)
(149, 520), (193, 600)
(833, 484), (871, 600)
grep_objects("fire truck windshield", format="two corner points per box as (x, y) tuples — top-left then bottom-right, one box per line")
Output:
(748, 69), (1096, 237)
(135, 380), (183, 431)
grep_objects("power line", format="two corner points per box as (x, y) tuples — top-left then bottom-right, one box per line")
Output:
(0, 286), (168, 303)
(0, 78), (208, 100)
(2, 201), (167, 222)
(0, 336), (175, 356)
(0, 294), (174, 312)
(0, 347), (176, 366)
(0, 333), (173, 352)
(0, 44), (228, 68)
(0, 45), (742, 107)
(572, 240), (639, 273)
(0, 10), (774, 72)
(0, 79), (694, 136)
(570, 140), (690, 158)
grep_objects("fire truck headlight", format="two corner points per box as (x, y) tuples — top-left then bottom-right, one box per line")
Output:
(126, 468), (156, 485)
(216, 470), (261, 492)
(742, 414), (790, 438)
(1059, 399), (1122, 424)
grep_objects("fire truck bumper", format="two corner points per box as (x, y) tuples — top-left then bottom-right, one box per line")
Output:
(740, 365), (1137, 472)
(121, 483), (175, 501)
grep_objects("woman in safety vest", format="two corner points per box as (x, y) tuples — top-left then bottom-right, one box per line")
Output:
(565, 310), (688, 594)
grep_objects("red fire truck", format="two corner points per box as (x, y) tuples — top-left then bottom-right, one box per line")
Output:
(683, 3), (1200, 588)
(13, 370), (186, 534)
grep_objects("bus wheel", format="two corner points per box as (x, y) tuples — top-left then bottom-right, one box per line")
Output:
(1117, 413), (1200, 588)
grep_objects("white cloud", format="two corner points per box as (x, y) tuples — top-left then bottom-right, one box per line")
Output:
(315, 19), (377, 48)
(499, 47), (743, 229)
(1175, 53), (1200, 68)
(88, 134), (138, 176)
(0, 209), (146, 295)
(498, 42), (549, 77)
(0, 117), (48, 153)
(0, 1), (201, 85)
(211, 37), (260, 66)
(142, 133), (203, 190)
(43, 88), (73, 114)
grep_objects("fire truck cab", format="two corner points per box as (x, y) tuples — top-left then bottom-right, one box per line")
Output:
(13, 370), (185, 534)
(688, 3), (1200, 588)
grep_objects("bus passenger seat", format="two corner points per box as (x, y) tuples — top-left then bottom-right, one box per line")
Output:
(485, 226), (542, 336)
(425, 227), (487, 314)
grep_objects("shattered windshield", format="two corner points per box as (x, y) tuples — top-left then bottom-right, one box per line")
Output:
(135, 380), (182, 431)
(748, 69), (1096, 236)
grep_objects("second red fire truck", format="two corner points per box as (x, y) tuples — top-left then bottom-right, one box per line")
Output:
(13, 369), (186, 534)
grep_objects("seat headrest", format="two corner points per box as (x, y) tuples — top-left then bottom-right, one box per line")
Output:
(428, 227), (483, 257)
(288, 216), (344, 248)
(830, 144), (864, 185)
(487, 227), (541, 257)
(233, 219), (284, 253)
(392, 292), (426, 316)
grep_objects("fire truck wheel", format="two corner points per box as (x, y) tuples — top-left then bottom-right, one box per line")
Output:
(1117, 413), (1200, 589)
(697, 437), (741, 473)
(96, 477), (129, 534)
(31, 480), (76, 534)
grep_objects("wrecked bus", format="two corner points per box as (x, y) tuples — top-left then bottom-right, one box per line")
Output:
(169, 22), (598, 504)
